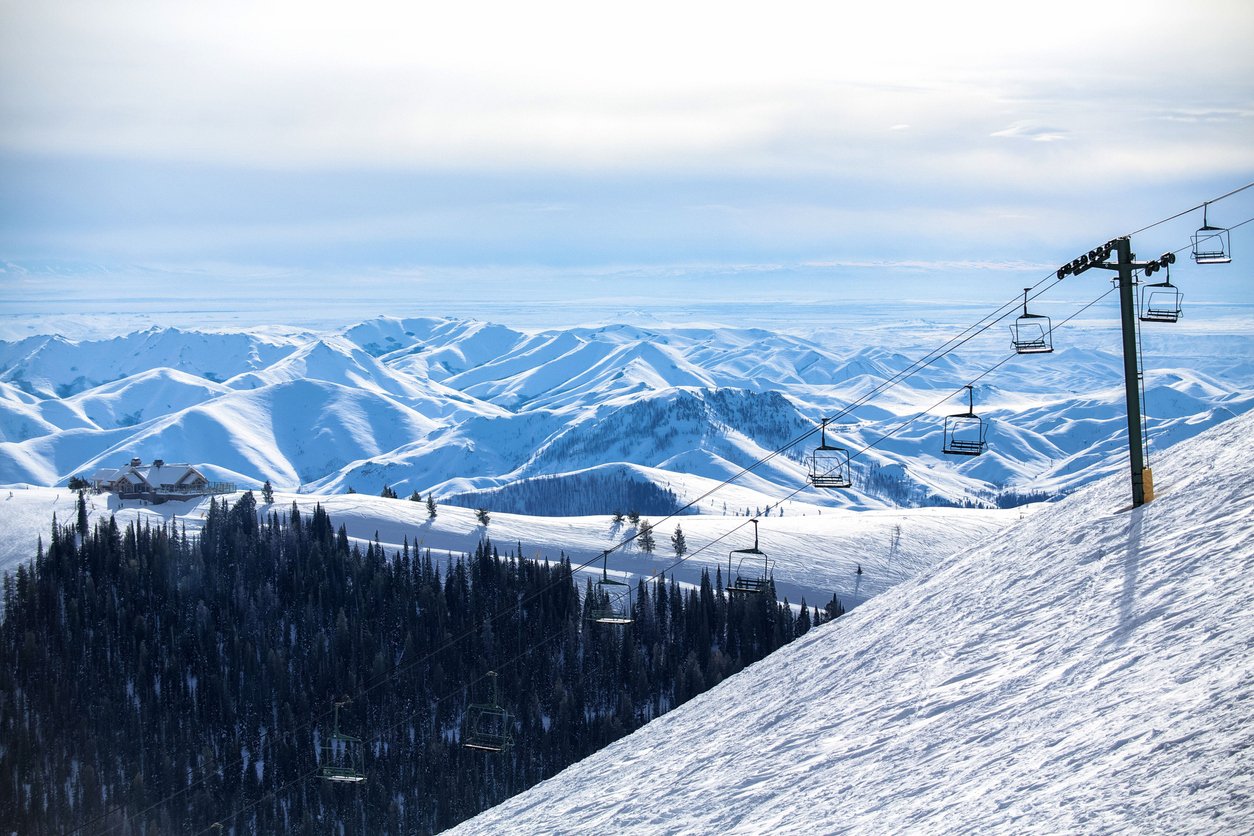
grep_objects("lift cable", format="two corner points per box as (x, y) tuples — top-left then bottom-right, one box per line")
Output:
(1125, 181), (1253, 238)
(82, 204), (1251, 836)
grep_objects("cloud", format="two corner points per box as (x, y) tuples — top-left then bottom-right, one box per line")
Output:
(2, 0), (1253, 304)
(802, 258), (1053, 272)
(1158, 108), (1254, 124)
(3, 0), (1250, 176)
(990, 122), (1069, 143)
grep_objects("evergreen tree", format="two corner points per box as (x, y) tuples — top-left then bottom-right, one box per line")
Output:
(670, 524), (687, 557)
(627, 510), (641, 525)
(426, 493), (438, 518)
(76, 490), (88, 535)
(826, 593), (846, 620)
(409, 490), (422, 502)
(637, 520), (655, 554)
(380, 484), (397, 499)
(476, 507), (491, 526)
(262, 479), (274, 504)
(796, 598), (812, 637)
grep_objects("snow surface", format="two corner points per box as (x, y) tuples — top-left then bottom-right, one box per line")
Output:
(450, 408), (1254, 835)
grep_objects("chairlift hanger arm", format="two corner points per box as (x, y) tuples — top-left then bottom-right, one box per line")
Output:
(1092, 255), (1175, 272)
(1058, 236), (1175, 278)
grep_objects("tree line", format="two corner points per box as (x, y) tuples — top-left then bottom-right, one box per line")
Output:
(0, 493), (842, 834)
(442, 470), (688, 518)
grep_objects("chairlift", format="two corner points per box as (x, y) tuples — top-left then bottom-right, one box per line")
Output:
(1139, 268), (1183, 323)
(1010, 288), (1053, 354)
(319, 698), (366, 783)
(942, 385), (988, 457)
(727, 519), (772, 595)
(463, 671), (513, 753)
(589, 551), (633, 625)
(1191, 202), (1232, 264)
(808, 419), (852, 489)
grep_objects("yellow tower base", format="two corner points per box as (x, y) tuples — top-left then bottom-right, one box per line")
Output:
(1142, 467), (1155, 503)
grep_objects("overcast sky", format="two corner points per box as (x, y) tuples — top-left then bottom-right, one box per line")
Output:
(1, 0), (1252, 329)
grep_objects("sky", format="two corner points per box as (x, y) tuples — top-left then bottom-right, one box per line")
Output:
(1, 0), (1252, 333)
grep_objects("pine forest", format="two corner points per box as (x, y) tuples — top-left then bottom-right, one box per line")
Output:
(0, 492), (840, 834)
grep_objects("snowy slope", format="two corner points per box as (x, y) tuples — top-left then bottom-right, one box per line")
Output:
(224, 334), (506, 422)
(0, 381), (93, 441)
(0, 328), (304, 397)
(64, 367), (231, 430)
(449, 336), (718, 411)
(451, 408), (1254, 835)
(0, 485), (1017, 616)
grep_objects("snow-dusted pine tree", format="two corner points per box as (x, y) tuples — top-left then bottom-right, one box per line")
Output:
(671, 524), (687, 557)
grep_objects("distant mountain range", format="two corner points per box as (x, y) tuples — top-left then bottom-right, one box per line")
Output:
(2, 317), (1251, 511)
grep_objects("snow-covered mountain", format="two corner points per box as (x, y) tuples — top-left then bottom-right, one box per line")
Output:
(1, 316), (1251, 511)
(0, 327), (305, 397)
(450, 399), (1254, 834)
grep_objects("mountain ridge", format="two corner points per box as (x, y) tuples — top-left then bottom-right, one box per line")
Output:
(2, 318), (1251, 512)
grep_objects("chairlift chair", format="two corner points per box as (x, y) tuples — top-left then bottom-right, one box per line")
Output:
(942, 385), (988, 457)
(1010, 288), (1053, 354)
(727, 519), (772, 595)
(463, 671), (513, 753)
(1192, 202), (1232, 264)
(1139, 267), (1183, 324)
(808, 419), (853, 489)
(589, 551), (633, 625)
(320, 698), (366, 783)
